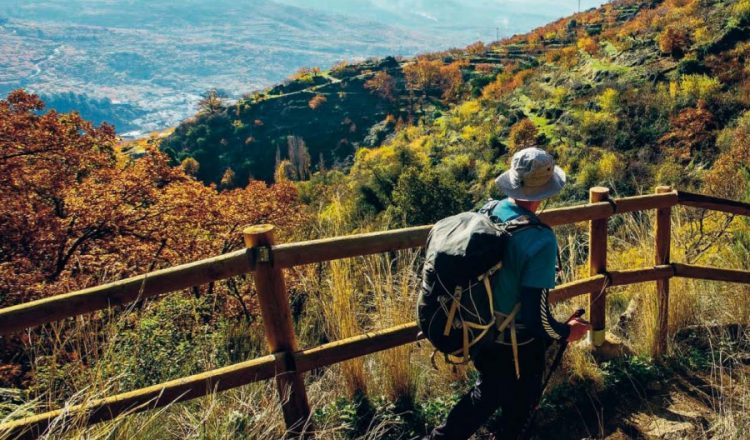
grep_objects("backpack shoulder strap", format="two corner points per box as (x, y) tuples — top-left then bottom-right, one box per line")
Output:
(505, 215), (549, 231)
(477, 199), (501, 216)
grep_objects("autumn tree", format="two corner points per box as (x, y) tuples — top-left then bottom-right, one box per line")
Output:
(577, 36), (598, 55)
(198, 89), (227, 115)
(403, 57), (464, 102)
(181, 157), (200, 176)
(291, 66), (321, 81)
(658, 100), (716, 162)
(364, 71), (397, 102)
(704, 110), (750, 199)
(597, 88), (619, 113)
(439, 62), (464, 101)
(482, 68), (533, 101)
(658, 26), (691, 58)
(308, 94), (327, 110)
(219, 168), (236, 189)
(466, 41), (486, 55)
(404, 57), (443, 94)
(0, 90), (308, 385)
(508, 119), (539, 153)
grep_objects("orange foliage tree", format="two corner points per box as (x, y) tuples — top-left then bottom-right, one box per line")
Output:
(482, 68), (533, 101)
(658, 26), (692, 58)
(658, 101), (716, 162)
(508, 119), (539, 153)
(308, 94), (327, 110)
(0, 91), (308, 384)
(466, 41), (486, 55)
(364, 71), (397, 102)
(704, 113), (750, 199)
(577, 36), (599, 55)
(403, 57), (465, 101)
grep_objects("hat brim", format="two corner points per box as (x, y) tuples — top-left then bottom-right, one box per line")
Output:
(495, 166), (566, 201)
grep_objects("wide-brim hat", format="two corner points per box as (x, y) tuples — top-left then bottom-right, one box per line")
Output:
(495, 147), (566, 201)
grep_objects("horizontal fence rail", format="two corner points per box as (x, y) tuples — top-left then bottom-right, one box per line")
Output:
(673, 263), (750, 284)
(1, 188), (749, 439)
(678, 191), (750, 217)
(0, 250), (255, 335)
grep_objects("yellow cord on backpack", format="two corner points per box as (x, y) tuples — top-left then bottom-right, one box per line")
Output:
(510, 319), (520, 379)
(443, 286), (462, 336)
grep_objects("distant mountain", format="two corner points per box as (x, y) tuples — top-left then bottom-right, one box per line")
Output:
(39, 92), (147, 132)
(0, 0), (437, 136)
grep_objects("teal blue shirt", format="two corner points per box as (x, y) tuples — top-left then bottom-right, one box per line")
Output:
(491, 199), (558, 318)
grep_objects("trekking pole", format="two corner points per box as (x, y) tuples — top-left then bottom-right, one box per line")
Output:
(517, 308), (585, 440)
(540, 308), (585, 392)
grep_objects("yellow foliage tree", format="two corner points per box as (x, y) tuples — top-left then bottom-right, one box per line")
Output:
(597, 88), (619, 113)
(180, 157), (199, 176)
(577, 36), (598, 55)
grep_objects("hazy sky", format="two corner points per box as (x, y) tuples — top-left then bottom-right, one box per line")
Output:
(277, 0), (609, 44)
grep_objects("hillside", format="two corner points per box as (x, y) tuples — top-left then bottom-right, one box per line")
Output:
(163, 0), (750, 216)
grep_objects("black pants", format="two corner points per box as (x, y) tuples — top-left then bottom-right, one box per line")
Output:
(429, 336), (549, 440)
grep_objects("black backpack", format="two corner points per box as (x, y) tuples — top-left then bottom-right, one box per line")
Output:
(416, 201), (544, 365)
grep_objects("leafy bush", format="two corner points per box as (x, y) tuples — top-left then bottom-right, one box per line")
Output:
(389, 168), (472, 226)
(103, 294), (237, 389)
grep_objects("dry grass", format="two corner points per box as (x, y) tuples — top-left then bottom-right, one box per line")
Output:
(363, 251), (419, 402)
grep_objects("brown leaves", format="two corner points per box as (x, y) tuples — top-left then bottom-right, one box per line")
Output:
(364, 71), (397, 102)
(704, 111), (750, 200)
(403, 57), (465, 101)
(658, 26), (692, 58)
(0, 90), (308, 308)
(658, 100), (716, 162)
(508, 119), (539, 154)
(308, 94), (327, 110)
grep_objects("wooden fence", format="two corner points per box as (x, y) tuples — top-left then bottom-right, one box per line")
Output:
(1, 187), (750, 439)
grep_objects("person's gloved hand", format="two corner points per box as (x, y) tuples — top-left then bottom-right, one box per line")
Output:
(566, 317), (591, 342)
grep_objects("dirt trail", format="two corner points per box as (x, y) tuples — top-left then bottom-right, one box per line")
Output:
(529, 350), (750, 439)
(529, 370), (716, 439)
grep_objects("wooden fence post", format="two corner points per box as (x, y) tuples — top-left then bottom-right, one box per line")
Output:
(244, 225), (312, 437)
(654, 186), (672, 357)
(588, 187), (610, 348)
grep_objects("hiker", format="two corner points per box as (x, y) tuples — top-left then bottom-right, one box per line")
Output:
(426, 147), (592, 440)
